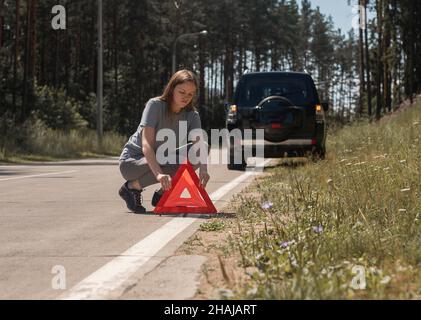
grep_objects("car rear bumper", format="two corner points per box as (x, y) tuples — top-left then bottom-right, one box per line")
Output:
(237, 139), (317, 157)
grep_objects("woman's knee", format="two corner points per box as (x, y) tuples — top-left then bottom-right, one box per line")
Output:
(119, 161), (132, 181)
(119, 159), (150, 182)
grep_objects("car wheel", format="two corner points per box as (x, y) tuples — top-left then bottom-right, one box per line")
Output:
(311, 146), (326, 162)
(227, 147), (247, 171)
(227, 162), (247, 171)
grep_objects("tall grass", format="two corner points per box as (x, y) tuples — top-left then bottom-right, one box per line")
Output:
(0, 118), (126, 161)
(221, 103), (421, 299)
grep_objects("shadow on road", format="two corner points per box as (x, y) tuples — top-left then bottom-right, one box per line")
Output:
(0, 158), (119, 167)
(264, 158), (308, 170)
(127, 211), (238, 219)
(0, 169), (30, 176)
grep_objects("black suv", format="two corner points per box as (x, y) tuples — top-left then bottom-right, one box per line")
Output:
(226, 71), (328, 170)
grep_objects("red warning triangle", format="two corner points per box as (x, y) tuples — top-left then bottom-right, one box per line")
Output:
(154, 162), (217, 214)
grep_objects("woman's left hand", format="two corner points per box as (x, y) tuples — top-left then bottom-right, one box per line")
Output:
(199, 170), (210, 188)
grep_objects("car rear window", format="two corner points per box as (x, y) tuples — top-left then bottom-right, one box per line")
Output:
(235, 74), (317, 108)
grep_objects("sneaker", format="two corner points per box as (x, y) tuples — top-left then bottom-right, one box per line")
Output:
(119, 182), (146, 214)
(151, 188), (164, 207)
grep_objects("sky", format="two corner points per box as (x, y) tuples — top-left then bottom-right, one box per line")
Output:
(308, 0), (358, 34)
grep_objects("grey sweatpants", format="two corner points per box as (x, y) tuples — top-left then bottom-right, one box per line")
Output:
(119, 142), (208, 189)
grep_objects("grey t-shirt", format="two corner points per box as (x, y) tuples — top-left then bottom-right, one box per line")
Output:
(120, 98), (202, 160)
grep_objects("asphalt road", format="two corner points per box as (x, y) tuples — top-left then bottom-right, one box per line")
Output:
(0, 153), (272, 299)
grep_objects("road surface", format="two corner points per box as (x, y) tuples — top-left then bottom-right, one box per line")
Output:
(0, 153), (273, 299)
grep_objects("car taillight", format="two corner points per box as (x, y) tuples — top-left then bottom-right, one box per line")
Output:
(315, 104), (324, 121)
(271, 123), (283, 129)
(311, 139), (317, 145)
(227, 105), (238, 123)
(228, 105), (237, 117)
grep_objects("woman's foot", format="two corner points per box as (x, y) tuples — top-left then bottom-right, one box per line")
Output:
(119, 182), (146, 213)
(151, 188), (164, 207)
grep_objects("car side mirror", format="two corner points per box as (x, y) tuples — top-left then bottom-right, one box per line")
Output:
(321, 102), (329, 112)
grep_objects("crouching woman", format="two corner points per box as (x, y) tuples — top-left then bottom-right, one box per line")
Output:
(118, 70), (210, 213)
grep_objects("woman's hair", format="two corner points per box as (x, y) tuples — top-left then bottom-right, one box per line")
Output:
(158, 69), (199, 113)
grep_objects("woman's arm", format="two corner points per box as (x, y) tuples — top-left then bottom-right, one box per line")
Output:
(142, 126), (172, 190)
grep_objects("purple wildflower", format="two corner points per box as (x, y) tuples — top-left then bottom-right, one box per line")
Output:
(313, 226), (324, 234)
(261, 201), (273, 210)
(281, 242), (290, 248)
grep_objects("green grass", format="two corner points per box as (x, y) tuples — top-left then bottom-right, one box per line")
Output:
(218, 102), (421, 299)
(200, 220), (226, 232)
(0, 128), (126, 163)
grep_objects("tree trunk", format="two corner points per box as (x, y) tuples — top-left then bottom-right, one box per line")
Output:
(375, 0), (383, 120)
(13, 0), (21, 114)
(364, 0), (373, 117)
(113, 2), (119, 97)
(409, 1), (416, 100)
(29, 0), (36, 79)
(383, 2), (392, 112)
(22, 0), (32, 122)
(255, 44), (261, 72)
(225, 44), (234, 101)
(237, 44), (243, 80)
(0, 0), (4, 48)
(358, 0), (366, 116)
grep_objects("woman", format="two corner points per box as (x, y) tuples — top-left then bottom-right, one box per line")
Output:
(118, 70), (210, 213)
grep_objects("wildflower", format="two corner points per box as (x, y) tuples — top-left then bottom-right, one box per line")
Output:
(380, 276), (392, 285)
(281, 241), (290, 248)
(246, 287), (258, 296)
(290, 257), (299, 268)
(261, 201), (273, 210)
(399, 160), (407, 164)
(354, 162), (367, 166)
(401, 188), (411, 193)
(313, 226), (324, 234)
(218, 289), (234, 298)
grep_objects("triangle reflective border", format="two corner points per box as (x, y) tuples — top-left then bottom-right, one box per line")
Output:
(154, 162), (217, 214)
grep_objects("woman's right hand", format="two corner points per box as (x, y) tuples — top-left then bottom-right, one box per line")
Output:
(156, 174), (172, 191)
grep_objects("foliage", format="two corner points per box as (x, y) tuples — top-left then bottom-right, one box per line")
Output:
(215, 102), (421, 299)
(33, 84), (88, 131)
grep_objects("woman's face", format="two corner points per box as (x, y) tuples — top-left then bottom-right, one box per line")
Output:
(172, 82), (196, 112)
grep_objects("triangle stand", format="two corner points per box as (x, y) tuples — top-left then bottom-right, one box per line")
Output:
(154, 161), (217, 215)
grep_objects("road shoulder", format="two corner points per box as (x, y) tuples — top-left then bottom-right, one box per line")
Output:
(173, 172), (272, 300)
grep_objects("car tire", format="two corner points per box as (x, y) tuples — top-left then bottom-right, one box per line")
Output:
(227, 162), (247, 171)
(227, 147), (247, 171)
(311, 146), (326, 162)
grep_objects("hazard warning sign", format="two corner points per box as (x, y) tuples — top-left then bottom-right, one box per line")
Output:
(154, 162), (217, 214)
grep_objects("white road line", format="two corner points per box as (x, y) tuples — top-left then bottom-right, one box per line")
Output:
(60, 218), (198, 300)
(0, 170), (78, 182)
(59, 159), (272, 300)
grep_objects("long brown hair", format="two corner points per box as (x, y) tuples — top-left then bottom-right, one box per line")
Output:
(158, 69), (199, 113)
